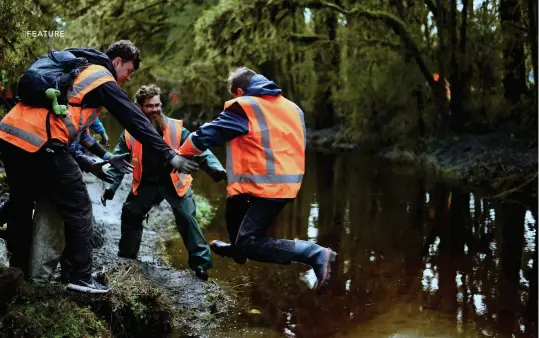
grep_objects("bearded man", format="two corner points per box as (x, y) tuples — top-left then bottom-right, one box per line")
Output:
(102, 85), (226, 280)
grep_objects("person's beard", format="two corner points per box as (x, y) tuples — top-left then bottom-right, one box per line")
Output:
(149, 112), (166, 131)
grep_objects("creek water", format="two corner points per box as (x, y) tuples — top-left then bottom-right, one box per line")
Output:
(100, 114), (537, 338)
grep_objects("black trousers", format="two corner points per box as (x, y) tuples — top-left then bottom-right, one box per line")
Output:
(0, 140), (93, 280)
(226, 194), (295, 264)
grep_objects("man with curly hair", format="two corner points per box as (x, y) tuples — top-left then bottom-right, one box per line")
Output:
(102, 85), (226, 281)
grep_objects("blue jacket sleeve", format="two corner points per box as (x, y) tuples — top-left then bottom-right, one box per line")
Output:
(69, 142), (95, 172)
(190, 102), (249, 151)
(78, 129), (98, 148)
(89, 118), (106, 134)
(180, 127), (225, 181)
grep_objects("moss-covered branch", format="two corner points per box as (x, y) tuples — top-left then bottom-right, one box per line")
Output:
(289, 34), (326, 44)
(306, 1), (436, 89)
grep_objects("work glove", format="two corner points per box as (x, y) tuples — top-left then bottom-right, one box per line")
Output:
(214, 170), (227, 183)
(169, 154), (199, 174)
(109, 153), (134, 174)
(99, 132), (109, 148)
(101, 188), (115, 207)
(88, 161), (116, 185)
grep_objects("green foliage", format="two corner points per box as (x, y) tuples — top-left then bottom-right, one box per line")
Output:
(1, 262), (180, 337)
(194, 192), (215, 231)
(0, 0), (51, 79)
(1, 0), (535, 147)
(106, 263), (176, 325)
(1, 283), (110, 338)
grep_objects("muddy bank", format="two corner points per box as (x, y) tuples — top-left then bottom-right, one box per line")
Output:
(308, 127), (538, 190)
(86, 170), (232, 336)
(0, 169), (232, 337)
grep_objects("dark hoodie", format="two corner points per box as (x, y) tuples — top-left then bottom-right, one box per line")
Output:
(190, 75), (282, 150)
(68, 48), (176, 165)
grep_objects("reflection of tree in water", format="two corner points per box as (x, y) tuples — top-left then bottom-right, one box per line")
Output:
(230, 152), (537, 337)
(166, 148), (537, 337)
(420, 182), (537, 337)
(497, 200), (526, 337)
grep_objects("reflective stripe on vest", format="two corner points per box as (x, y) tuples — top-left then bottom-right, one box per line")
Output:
(174, 173), (185, 188)
(165, 119), (187, 186)
(0, 65), (114, 152)
(0, 106), (97, 147)
(225, 96), (305, 185)
(0, 122), (43, 147)
(67, 68), (115, 103)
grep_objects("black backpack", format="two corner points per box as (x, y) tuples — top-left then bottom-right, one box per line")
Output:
(17, 48), (115, 109)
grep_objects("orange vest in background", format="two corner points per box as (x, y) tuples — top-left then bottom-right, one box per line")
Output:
(125, 117), (192, 197)
(0, 65), (115, 152)
(433, 73), (451, 101)
(224, 95), (306, 199)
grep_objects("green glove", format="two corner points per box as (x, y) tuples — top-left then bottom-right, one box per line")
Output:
(45, 88), (68, 116)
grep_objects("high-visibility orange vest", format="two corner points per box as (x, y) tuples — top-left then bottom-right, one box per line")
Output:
(0, 65), (115, 152)
(224, 95), (306, 199)
(125, 117), (192, 197)
(433, 73), (451, 101)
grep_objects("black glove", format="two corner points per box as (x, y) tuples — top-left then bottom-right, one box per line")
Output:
(169, 154), (199, 174)
(88, 161), (116, 184)
(109, 153), (134, 174)
(99, 132), (109, 148)
(214, 170), (227, 183)
(101, 188), (115, 206)
(94, 170), (116, 185)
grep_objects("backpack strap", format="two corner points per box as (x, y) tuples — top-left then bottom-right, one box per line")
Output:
(46, 110), (52, 141)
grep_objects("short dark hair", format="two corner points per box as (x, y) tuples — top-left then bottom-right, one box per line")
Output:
(134, 84), (161, 106)
(227, 67), (257, 94)
(105, 40), (141, 70)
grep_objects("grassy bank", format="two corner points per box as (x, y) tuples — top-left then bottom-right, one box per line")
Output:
(0, 263), (176, 337)
(0, 172), (230, 337)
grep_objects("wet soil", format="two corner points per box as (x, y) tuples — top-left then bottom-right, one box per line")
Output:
(85, 170), (232, 336)
(308, 128), (538, 192)
(0, 169), (232, 337)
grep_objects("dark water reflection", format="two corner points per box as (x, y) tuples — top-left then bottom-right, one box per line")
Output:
(100, 114), (538, 337)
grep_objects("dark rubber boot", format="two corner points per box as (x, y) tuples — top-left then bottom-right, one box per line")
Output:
(293, 239), (337, 292)
(209, 240), (247, 264)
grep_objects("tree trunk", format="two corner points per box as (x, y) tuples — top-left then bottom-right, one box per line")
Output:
(448, 0), (471, 132)
(500, 0), (527, 115)
(527, 0), (537, 113)
(313, 8), (339, 129)
(448, 0), (464, 131)
(435, 0), (450, 133)
(459, 0), (471, 128)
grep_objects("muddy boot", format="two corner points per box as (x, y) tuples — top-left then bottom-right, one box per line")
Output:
(293, 239), (337, 292)
(193, 268), (208, 281)
(210, 240), (246, 264)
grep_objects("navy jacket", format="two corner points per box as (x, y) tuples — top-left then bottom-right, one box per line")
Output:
(190, 75), (282, 150)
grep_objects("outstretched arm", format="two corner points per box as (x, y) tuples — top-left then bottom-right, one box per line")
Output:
(179, 102), (248, 156)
